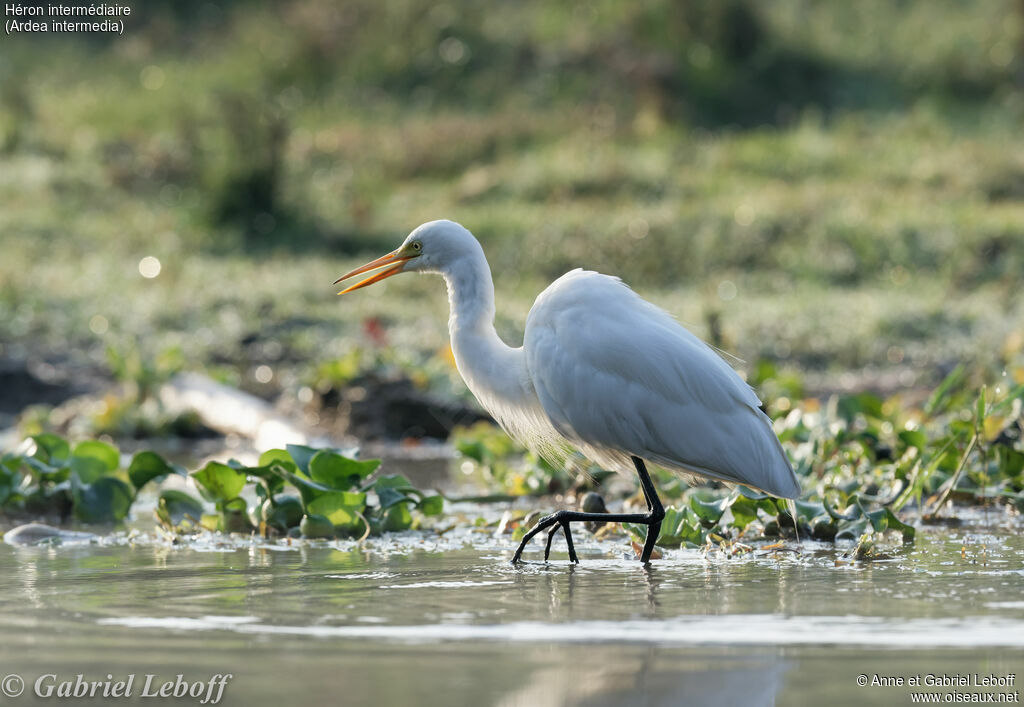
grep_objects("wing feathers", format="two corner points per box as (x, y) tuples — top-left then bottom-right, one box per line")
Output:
(526, 270), (799, 498)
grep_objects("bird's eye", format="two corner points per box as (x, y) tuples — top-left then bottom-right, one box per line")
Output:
(412, 241), (422, 251)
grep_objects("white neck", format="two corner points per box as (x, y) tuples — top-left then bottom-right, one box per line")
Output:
(444, 251), (497, 336)
(441, 250), (530, 413)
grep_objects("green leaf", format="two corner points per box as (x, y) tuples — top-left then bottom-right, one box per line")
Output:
(835, 517), (870, 541)
(285, 444), (320, 474)
(70, 440), (120, 483)
(309, 450), (380, 489)
(262, 495), (305, 531)
(22, 455), (65, 477)
(272, 467), (337, 506)
(736, 485), (771, 500)
(191, 462), (246, 504)
(456, 439), (486, 464)
(72, 475), (134, 523)
(793, 499), (825, 524)
(238, 463), (287, 496)
(418, 495), (444, 516)
(690, 495), (729, 524)
(307, 491), (367, 531)
(158, 489), (204, 524)
(376, 486), (413, 510)
(71, 440), (120, 472)
(31, 434), (70, 463)
(730, 495), (776, 531)
(69, 456), (111, 484)
(300, 513), (336, 538)
(258, 448), (293, 467)
(128, 451), (176, 490)
(822, 488), (861, 521)
(875, 507), (916, 542)
(383, 503), (413, 531)
(374, 473), (415, 489)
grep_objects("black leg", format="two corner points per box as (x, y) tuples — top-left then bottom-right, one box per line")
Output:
(632, 456), (665, 563)
(543, 524), (561, 560)
(511, 456), (666, 564)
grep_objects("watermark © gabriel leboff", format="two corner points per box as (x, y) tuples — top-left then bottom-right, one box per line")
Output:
(1, 673), (232, 704)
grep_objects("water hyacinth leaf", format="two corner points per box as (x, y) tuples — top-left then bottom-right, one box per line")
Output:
(300, 513), (335, 539)
(221, 497), (253, 533)
(793, 499), (825, 524)
(262, 495), (305, 531)
(309, 450), (380, 489)
(31, 434), (70, 463)
(238, 463), (286, 496)
(376, 486), (414, 510)
(128, 451), (178, 490)
(666, 507), (708, 548)
(22, 455), (65, 477)
(690, 495), (729, 524)
(69, 456), (111, 484)
(70, 441), (121, 484)
(383, 502), (413, 531)
(822, 489), (861, 521)
(1, 453), (19, 475)
(158, 489), (205, 524)
(258, 448), (293, 468)
(272, 467), (339, 506)
(628, 506), (706, 549)
(864, 507), (916, 542)
(72, 476), (134, 523)
(835, 517), (870, 541)
(418, 495), (444, 516)
(71, 440), (120, 473)
(285, 444), (319, 474)
(736, 485), (771, 500)
(730, 495), (776, 531)
(307, 491), (366, 531)
(374, 474), (416, 491)
(191, 462), (246, 504)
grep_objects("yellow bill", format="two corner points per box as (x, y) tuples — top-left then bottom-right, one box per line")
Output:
(334, 249), (415, 295)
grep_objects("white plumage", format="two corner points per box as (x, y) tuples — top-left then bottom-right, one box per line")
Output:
(525, 269), (799, 498)
(335, 219), (800, 561)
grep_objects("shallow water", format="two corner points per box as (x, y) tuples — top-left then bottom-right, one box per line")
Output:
(0, 509), (1022, 706)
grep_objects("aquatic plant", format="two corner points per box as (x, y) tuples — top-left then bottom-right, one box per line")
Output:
(0, 437), (444, 538)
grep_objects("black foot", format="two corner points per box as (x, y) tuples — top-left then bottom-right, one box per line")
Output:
(510, 507), (664, 564)
(509, 457), (666, 565)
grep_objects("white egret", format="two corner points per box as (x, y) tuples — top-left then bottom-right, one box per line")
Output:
(335, 220), (799, 563)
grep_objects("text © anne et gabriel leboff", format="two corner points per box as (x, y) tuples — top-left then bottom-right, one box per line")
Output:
(5, 3), (130, 36)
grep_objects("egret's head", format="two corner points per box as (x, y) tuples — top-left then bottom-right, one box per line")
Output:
(334, 220), (478, 294)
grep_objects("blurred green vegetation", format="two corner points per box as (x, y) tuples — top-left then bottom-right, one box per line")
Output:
(1, 0), (1022, 414)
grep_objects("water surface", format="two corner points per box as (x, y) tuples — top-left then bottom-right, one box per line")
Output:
(0, 510), (1021, 706)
